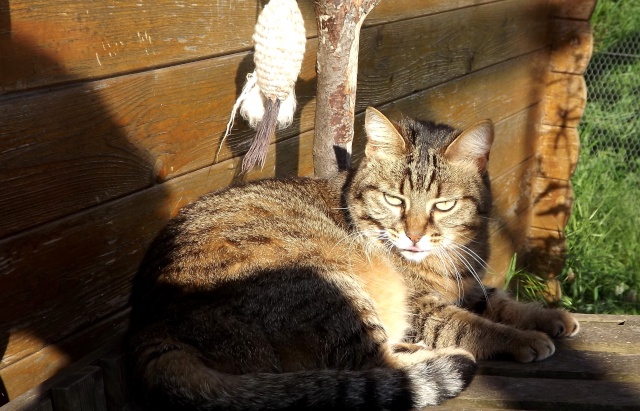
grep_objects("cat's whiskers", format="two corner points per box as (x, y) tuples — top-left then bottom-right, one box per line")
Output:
(433, 245), (464, 300)
(350, 228), (392, 262)
(456, 243), (489, 270)
(448, 242), (490, 307)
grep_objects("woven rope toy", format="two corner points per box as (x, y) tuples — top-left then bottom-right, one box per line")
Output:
(219, 0), (306, 172)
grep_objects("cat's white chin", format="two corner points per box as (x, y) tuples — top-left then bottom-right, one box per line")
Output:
(400, 249), (429, 262)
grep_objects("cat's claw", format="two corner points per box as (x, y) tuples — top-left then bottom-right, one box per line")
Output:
(511, 330), (555, 363)
(537, 309), (580, 339)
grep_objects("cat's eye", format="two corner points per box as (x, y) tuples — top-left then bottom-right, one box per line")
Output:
(383, 193), (404, 207)
(434, 200), (457, 212)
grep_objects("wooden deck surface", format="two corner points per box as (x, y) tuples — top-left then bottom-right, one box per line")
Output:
(434, 313), (640, 410)
(3, 313), (638, 411)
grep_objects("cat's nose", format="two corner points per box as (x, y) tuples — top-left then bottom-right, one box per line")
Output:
(406, 232), (423, 244)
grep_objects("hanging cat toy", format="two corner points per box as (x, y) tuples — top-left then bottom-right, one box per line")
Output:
(219, 0), (306, 172)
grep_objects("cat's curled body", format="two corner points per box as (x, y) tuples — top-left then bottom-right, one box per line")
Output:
(128, 108), (579, 410)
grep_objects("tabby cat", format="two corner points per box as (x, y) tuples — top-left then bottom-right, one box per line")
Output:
(128, 107), (579, 410)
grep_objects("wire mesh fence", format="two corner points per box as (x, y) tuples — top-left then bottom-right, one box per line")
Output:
(561, 0), (640, 314)
(580, 32), (640, 168)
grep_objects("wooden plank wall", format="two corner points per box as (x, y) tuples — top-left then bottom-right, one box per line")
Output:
(528, 0), (596, 296)
(0, 0), (561, 406)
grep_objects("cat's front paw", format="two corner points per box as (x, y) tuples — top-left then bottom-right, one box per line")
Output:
(536, 308), (580, 338)
(404, 347), (477, 407)
(509, 330), (555, 363)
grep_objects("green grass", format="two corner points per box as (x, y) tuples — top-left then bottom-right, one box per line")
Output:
(504, 254), (551, 305)
(558, 0), (640, 314)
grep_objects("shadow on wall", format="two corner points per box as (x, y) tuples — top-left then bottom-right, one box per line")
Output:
(0, 3), (170, 405)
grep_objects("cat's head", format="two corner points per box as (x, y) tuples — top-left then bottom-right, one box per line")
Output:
(347, 107), (494, 264)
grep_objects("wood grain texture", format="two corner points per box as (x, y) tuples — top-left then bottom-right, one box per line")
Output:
(98, 354), (128, 411)
(356, 49), (549, 135)
(527, 227), (567, 276)
(536, 125), (580, 180)
(0, 0), (502, 94)
(550, 19), (594, 75)
(356, 0), (550, 112)
(1, 0), (563, 402)
(531, 177), (574, 231)
(542, 72), (587, 128)
(451, 317), (640, 410)
(549, 0), (598, 20)
(0, 49), (549, 389)
(365, 0), (498, 27)
(51, 367), (107, 411)
(558, 321), (640, 355)
(0, 43), (318, 239)
(0, 310), (129, 400)
(0, 0), (550, 240)
(312, 0), (381, 176)
(446, 375), (640, 409)
(485, 157), (537, 286)
(479, 350), (640, 383)
(485, 207), (532, 288)
(0, 0), (277, 93)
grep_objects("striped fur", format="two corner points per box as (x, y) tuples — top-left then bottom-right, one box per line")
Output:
(128, 176), (475, 410)
(348, 108), (579, 363)
(128, 107), (577, 410)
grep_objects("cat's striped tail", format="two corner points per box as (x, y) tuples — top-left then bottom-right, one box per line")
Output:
(134, 346), (476, 411)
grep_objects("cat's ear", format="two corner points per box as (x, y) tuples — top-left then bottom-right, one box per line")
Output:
(444, 120), (494, 172)
(364, 107), (407, 159)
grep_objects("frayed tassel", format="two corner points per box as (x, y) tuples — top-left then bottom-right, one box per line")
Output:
(216, 72), (260, 162)
(242, 98), (280, 173)
(276, 90), (296, 128)
(240, 80), (266, 128)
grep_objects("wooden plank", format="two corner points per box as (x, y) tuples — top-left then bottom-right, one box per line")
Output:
(98, 353), (128, 411)
(0, 45), (316, 239)
(492, 159), (535, 235)
(485, 206), (532, 288)
(0, 129), (312, 364)
(550, 20), (594, 75)
(0, 0), (552, 239)
(530, 177), (573, 231)
(488, 104), (541, 180)
(573, 314), (640, 326)
(0, 0), (502, 94)
(557, 321), (640, 354)
(536, 125), (580, 180)
(485, 158), (536, 286)
(478, 350), (640, 383)
(549, 0), (597, 20)
(0, 50), (549, 394)
(365, 0), (498, 27)
(0, 0), (300, 93)
(1, 310), (129, 401)
(356, 0), (550, 111)
(542, 72), (587, 128)
(527, 227), (566, 276)
(353, 49), (549, 155)
(446, 375), (640, 410)
(51, 367), (107, 411)
(31, 400), (53, 411)
(0, 394), (53, 411)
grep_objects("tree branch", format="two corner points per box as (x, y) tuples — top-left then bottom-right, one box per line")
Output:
(313, 0), (380, 177)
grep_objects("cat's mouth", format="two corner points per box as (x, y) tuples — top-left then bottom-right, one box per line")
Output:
(398, 246), (430, 262)
(402, 245), (422, 252)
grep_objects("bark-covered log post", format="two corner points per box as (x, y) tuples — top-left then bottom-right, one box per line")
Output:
(313, 0), (380, 177)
